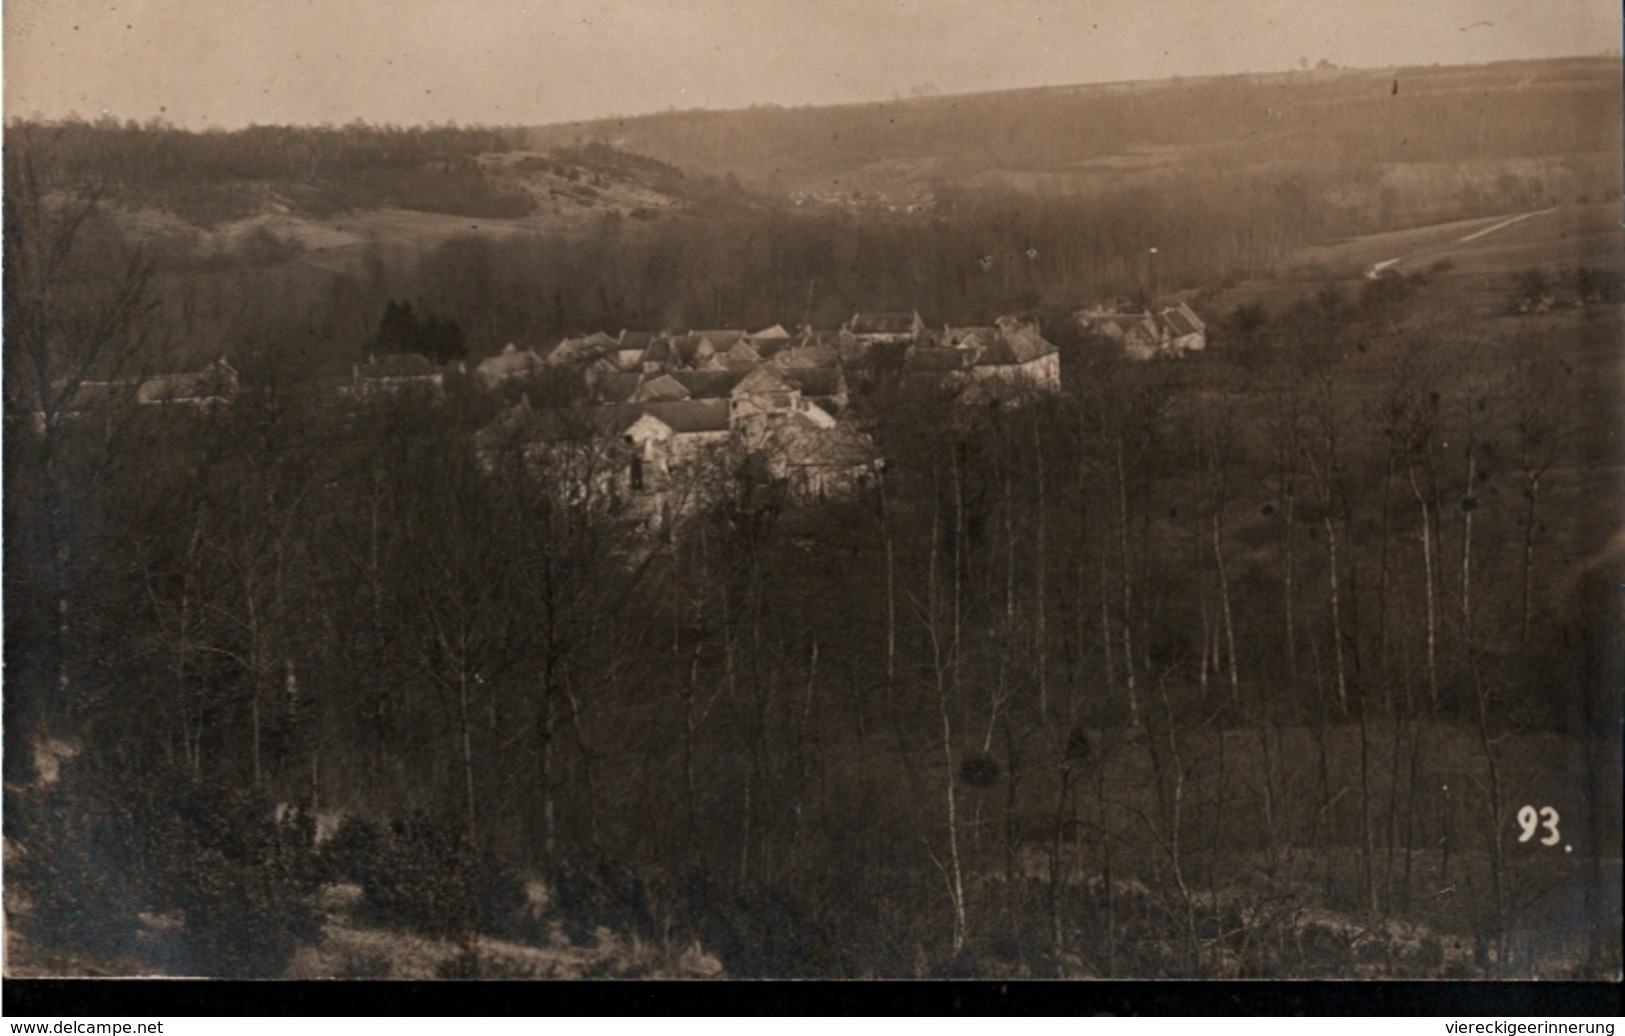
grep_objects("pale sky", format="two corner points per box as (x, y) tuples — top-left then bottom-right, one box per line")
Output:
(4, 0), (1619, 129)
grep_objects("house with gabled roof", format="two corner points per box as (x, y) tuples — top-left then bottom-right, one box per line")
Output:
(730, 364), (802, 424)
(846, 311), (924, 345)
(904, 345), (976, 376)
(638, 336), (680, 372)
(903, 320), (1059, 403)
(549, 331), (620, 368)
(774, 340), (839, 371)
(745, 405), (877, 500)
(670, 370), (745, 400)
(346, 352), (444, 399)
(721, 339), (765, 370)
(967, 320), (1060, 397)
(1156, 302), (1206, 354)
(747, 324), (792, 343)
(615, 331), (655, 370)
(475, 343), (548, 389)
(136, 358), (240, 408)
(1078, 301), (1204, 361)
(784, 367), (849, 414)
(693, 330), (747, 354)
(632, 373), (692, 403)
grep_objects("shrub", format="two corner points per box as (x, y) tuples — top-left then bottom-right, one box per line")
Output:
(145, 779), (325, 977)
(10, 764), (149, 964)
(351, 814), (527, 942)
(321, 814), (385, 884)
(11, 762), (324, 976)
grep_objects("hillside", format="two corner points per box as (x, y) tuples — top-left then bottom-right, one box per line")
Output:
(6, 122), (764, 262)
(527, 57), (1621, 225)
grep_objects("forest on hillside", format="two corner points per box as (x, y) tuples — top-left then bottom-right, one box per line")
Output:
(4, 135), (1621, 978)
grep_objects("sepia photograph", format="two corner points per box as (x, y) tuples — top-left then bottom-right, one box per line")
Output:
(3, 0), (1621, 986)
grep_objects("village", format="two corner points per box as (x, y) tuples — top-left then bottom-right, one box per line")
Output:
(57, 300), (1206, 529)
(7, 31), (1619, 987)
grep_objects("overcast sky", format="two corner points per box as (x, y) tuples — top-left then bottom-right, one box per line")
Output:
(4, 0), (1618, 129)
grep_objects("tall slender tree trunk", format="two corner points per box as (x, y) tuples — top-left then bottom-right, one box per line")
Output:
(1212, 510), (1240, 711)
(1409, 468), (1440, 710)
(1114, 438), (1139, 727)
(458, 668), (478, 849)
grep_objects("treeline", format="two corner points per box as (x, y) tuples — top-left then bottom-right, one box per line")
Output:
(373, 177), (1443, 353)
(5, 119), (533, 223)
(5, 177), (1620, 977)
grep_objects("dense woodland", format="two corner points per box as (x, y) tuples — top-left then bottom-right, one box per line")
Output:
(4, 62), (1623, 979)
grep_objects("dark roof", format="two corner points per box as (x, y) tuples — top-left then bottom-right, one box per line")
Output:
(617, 399), (731, 435)
(851, 312), (919, 335)
(634, 373), (692, 402)
(670, 370), (745, 399)
(1081, 312), (1149, 330)
(732, 365), (798, 397)
(640, 338), (678, 366)
(939, 326), (999, 351)
(618, 331), (656, 352)
(1159, 303), (1205, 337)
(977, 328), (1057, 366)
(787, 368), (845, 397)
(777, 343), (839, 369)
(673, 335), (721, 366)
(694, 330), (747, 350)
(723, 340), (764, 366)
(976, 338), (1019, 365)
(750, 337), (794, 360)
(905, 348), (972, 373)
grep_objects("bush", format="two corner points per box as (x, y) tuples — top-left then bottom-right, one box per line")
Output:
(11, 762), (324, 976)
(10, 764), (150, 964)
(350, 814), (528, 942)
(145, 779), (325, 977)
(320, 814), (385, 884)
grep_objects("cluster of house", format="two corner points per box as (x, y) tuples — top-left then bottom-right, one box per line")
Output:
(53, 299), (1218, 526)
(468, 313), (1062, 522)
(1075, 299), (1207, 361)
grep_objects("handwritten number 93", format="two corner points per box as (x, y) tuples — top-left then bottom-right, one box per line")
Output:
(1515, 805), (1560, 846)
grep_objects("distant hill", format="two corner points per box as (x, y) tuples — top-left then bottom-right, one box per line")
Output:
(4, 121), (765, 239)
(524, 57), (1621, 221)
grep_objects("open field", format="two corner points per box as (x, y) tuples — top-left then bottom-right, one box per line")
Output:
(1286, 201), (1624, 281)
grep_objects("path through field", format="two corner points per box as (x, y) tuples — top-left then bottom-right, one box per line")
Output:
(1368, 206), (1559, 275)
